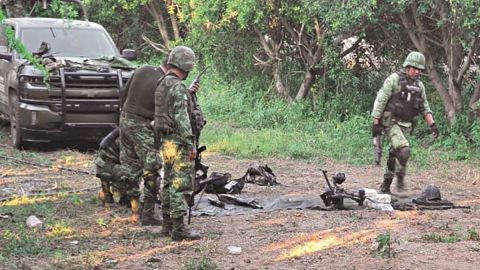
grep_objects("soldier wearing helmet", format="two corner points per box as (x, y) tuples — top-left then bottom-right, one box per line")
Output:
(154, 45), (201, 241)
(372, 51), (439, 194)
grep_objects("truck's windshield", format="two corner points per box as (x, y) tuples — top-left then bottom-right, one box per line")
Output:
(20, 28), (118, 58)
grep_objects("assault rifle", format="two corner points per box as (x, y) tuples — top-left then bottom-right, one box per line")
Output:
(373, 134), (382, 166)
(320, 170), (366, 210)
(187, 145), (209, 224)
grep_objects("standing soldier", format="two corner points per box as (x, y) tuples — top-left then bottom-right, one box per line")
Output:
(119, 63), (168, 225)
(154, 46), (201, 241)
(371, 51), (439, 194)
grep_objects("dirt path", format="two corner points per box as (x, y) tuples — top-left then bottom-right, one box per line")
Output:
(1, 130), (480, 269)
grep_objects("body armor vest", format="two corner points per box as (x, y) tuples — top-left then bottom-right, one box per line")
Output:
(385, 71), (424, 122)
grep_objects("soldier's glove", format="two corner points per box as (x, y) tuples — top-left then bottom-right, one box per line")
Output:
(188, 147), (197, 161)
(430, 123), (439, 139)
(372, 124), (382, 137)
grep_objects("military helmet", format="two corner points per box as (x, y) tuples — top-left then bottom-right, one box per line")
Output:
(403, 51), (425, 70)
(167, 46), (195, 72)
(420, 184), (442, 201)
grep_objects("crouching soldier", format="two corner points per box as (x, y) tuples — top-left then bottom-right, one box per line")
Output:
(94, 128), (129, 206)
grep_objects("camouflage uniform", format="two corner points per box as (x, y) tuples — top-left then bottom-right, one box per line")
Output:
(372, 51), (436, 193)
(120, 65), (165, 223)
(155, 45), (200, 240)
(94, 137), (128, 203)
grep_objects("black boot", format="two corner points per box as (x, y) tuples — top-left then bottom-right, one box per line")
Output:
(380, 177), (393, 194)
(119, 194), (130, 207)
(160, 214), (172, 237)
(171, 216), (201, 241)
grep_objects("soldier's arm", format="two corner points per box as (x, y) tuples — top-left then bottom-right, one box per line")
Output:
(170, 83), (194, 148)
(420, 82), (435, 126)
(371, 73), (398, 120)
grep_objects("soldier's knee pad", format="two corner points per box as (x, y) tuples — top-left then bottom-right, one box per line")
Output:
(396, 146), (410, 166)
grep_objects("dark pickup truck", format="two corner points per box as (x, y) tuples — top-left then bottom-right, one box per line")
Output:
(0, 17), (136, 148)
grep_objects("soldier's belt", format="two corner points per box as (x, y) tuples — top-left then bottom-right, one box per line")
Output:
(121, 111), (150, 122)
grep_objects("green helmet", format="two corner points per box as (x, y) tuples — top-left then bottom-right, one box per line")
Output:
(403, 51), (425, 70)
(167, 46), (195, 72)
(420, 184), (442, 201)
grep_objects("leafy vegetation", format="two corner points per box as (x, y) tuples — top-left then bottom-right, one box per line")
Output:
(375, 231), (399, 258)
(181, 256), (219, 270)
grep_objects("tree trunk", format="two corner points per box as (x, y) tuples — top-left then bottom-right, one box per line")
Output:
(146, 1), (170, 48)
(469, 83), (480, 110)
(295, 70), (315, 101)
(273, 62), (292, 103)
(166, 0), (180, 40)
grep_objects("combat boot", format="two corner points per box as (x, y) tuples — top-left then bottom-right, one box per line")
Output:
(119, 194), (130, 207)
(171, 216), (201, 241)
(160, 214), (172, 237)
(98, 181), (114, 206)
(129, 197), (141, 224)
(396, 173), (406, 192)
(380, 177), (393, 194)
(141, 199), (162, 226)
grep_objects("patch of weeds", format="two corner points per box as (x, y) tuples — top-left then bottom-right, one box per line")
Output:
(69, 194), (83, 206)
(375, 231), (399, 258)
(96, 218), (108, 228)
(181, 256), (218, 270)
(89, 194), (99, 204)
(46, 222), (74, 238)
(205, 231), (221, 240)
(422, 232), (460, 243)
(0, 254), (18, 269)
(466, 228), (480, 241)
(1, 227), (47, 257)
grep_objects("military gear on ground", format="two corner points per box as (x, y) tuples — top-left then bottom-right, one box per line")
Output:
(430, 123), (439, 138)
(241, 163), (277, 186)
(419, 184), (442, 201)
(384, 71), (425, 123)
(168, 46), (195, 72)
(202, 172), (244, 195)
(171, 216), (201, 241)
(403, 51), (425, 70)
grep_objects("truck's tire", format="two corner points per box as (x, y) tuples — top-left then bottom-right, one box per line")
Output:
(8, 92), (25, 149)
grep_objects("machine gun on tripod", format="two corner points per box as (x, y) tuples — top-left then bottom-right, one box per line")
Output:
(319, 170), (367, 210)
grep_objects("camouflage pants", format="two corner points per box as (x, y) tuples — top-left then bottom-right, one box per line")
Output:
(95, 162), (129, 195)
(384, 123), (411, 179)
(160, 140), (195, 219)
(119, 113), (161, 198)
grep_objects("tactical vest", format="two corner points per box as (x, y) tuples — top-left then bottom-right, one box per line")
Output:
(384, 71), (425, 122)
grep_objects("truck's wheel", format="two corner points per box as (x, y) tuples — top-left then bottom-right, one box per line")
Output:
(8, 92), (25, 149)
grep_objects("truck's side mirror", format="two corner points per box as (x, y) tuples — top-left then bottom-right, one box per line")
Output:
(121, 49), (136, 61)
(0, 46), (12, 61)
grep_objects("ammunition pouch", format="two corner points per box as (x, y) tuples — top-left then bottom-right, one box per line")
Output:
(384, 71), (424, 123)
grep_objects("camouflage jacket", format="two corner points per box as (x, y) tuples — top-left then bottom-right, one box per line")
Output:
(154, 74), (194, 148)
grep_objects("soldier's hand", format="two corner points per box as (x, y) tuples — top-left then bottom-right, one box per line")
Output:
(189, 81), (200, 93)
(188, 147), (197, 161)
(372, 124), (382, 137)
(430, 123), (439, 139)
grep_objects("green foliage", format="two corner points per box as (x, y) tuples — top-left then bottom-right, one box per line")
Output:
(69, 194), (84, 206)
(33, 0), (79, 19)
(0, 10), (48, 79)
(1, 228), (47, 257)
(466, 228), (480, 241)
(181, 256), (218, 270)
(422, 232), (460, 243)
(375, 231), (398, 258)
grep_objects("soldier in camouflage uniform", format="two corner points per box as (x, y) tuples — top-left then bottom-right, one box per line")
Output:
(154, 46), (201, 241)
(372, 51), (439, 194)
(120, 63), (168, 225)
(94, 128), (128, 206)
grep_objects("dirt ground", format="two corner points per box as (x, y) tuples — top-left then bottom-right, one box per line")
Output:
(1, 127), (480, 270)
